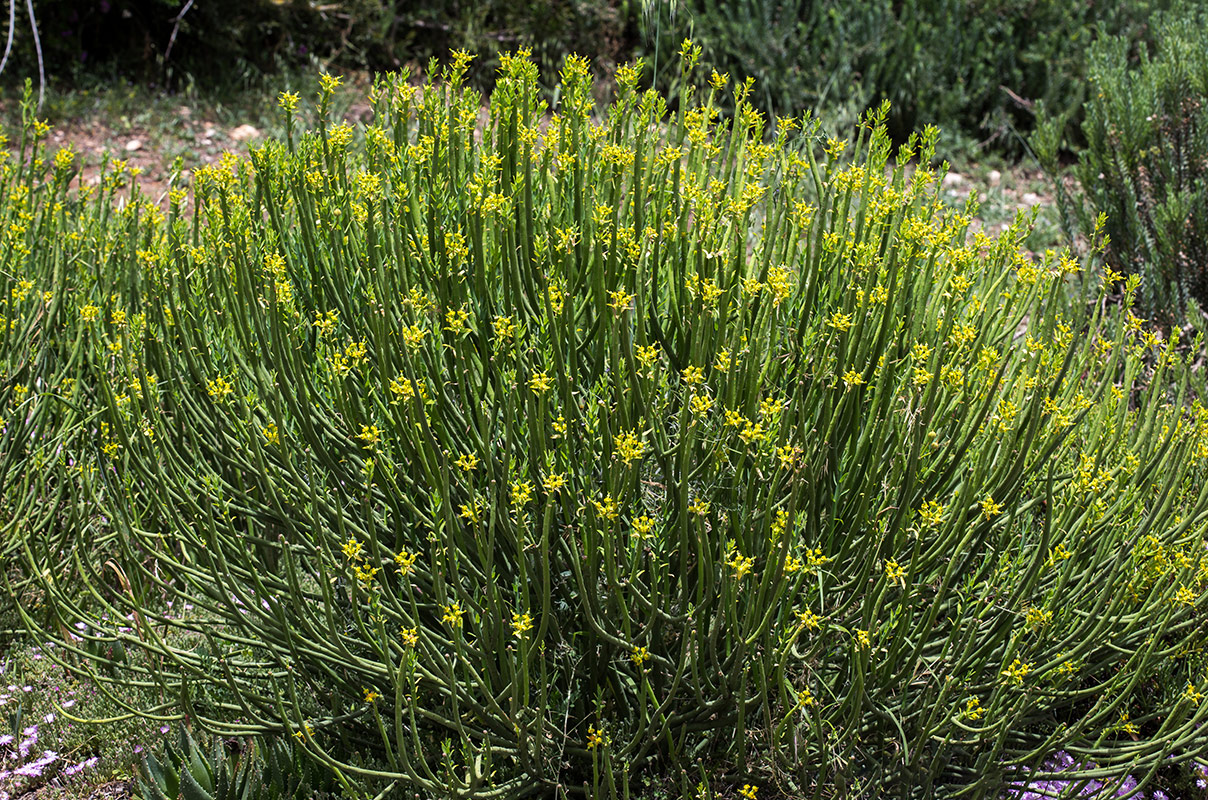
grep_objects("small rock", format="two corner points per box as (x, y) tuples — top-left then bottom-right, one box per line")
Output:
(124, 138), (142, 152)
(942, 172), (965, 189)
(987, 169), (1002, 186)
(203, 126), (218, 139)
(229, 124), (260, 142)
(177, 105), (191, 119)
(1021, 192), (1041, 207)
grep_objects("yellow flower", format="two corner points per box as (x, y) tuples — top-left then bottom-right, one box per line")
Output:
(824, 137), (847, 158)
(827, 311), (853, 332)
(444, 306), (471, 334)
(400, 627), (419, 648)
(614, 429), (647, 465)
(918, 500), (945, 527)
(841, 369), (864, 388)
(607, 289), (634, 315)
(739, 421), (766, 444)
(631, 515), (655, 540)
(593, 494), (621, 521)
(805, 548), (831, 571)
(739, 784), (758, 800)
(980, 495), (1003, 520)
(342, 537), (363, 561)
(394, 550), (418, 575)
(1046, 543), (1073, 566)
(1024, 607), (1053, 631)
(688, 498), (710, 516)
(313, 310), (338, 336)
(1001, 658), (1032, 685)
(80, 304), (100, 322)
(262, 422), (279, 445)
(798, 689), (815, 708)
(690, 393), (713, 416)
(586, 724), (607, 750)
(511, 612), (534, 639)
(963, 697), (985, 721)
(401, 324), (428, 350)
(354, 563), (379, 584)
(207, 375), (234, 401)
(543, 472), (567, 493)
(714, 349), (732, 372)
(319, 73), (343, 96)
(442, 602), (464, 627)
(511, 480), (534, 507)
(776, 445), (801, 468)
(492, 315), (517, 342)
(796, 609), (821, 631)
(363, 688), (379, 703)
(529, 371), (553, 393)
(455, 452), (479, 472)
(884, 559), (905, 584)
(728, 551), (754, 580)
(855, 629), (871, 648)
(770, 509), (790, 538)
(1173, 585), (1196, 607)
(458, 499), (482, 524)
(358, 425), (382, 449)
(630, 646), (650, 666)
(681, 365), (705, 385)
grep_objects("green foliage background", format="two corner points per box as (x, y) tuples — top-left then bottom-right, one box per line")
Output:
(1037, 9), (1208, 324)
(0, 0), (1184, 152)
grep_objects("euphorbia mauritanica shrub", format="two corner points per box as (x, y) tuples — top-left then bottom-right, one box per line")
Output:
(3, 46), (1208, 798)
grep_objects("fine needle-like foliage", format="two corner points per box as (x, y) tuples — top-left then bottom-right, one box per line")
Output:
(3, 47), (1208, 798)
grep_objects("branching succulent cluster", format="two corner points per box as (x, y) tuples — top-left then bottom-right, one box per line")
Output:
(1, 46), (1207, 799)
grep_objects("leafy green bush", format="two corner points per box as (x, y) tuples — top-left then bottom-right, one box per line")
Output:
(3, 52), (1208, 798)
(1037, 9), (1208, 325)
(640, 0), (1172, 149)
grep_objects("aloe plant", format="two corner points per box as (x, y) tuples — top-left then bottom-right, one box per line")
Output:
(137, 727), (335, 800)
(2, 50), (1207, 798)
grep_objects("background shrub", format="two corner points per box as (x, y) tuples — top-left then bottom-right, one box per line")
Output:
(0, 0), (1181, 157)
(639, 0), (1173, 149)
(1037, 9), (1208, 324)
